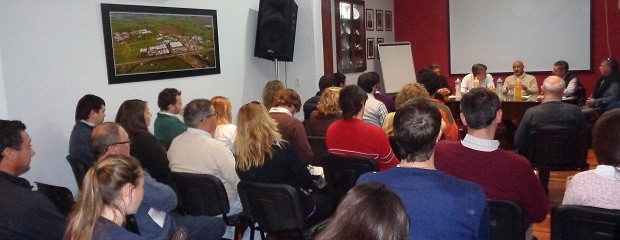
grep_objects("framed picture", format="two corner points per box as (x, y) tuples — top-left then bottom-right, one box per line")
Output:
(367, 38), (375, 59)
(376, 38), (384, 59)
(365, 9), (374, 31)
(385, 11), (393, 31)
(375, 10), (384, 31)
(101, 4), (220, 84)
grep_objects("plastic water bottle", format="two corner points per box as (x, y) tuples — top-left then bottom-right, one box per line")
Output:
(455, 78), (461, 97)
(497, 78), (504, 99)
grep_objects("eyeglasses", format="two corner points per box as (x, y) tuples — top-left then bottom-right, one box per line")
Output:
(202, 112), (218, 121)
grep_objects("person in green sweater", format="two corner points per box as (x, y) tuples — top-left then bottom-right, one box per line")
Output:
(154, 88), (187, 150)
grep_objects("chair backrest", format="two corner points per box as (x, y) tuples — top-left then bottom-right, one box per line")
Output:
(237, 181), (306, 232)
(488, 200), (525, 240)
(321, 153), (379, 198)
(307, 136), (327, 166)
(34, 182), (76, 217)
(388, 137), (402, 160)
(66, 155), (88, 188)
(527, 128), (589, 171)
(551, 205), (620, 240)
(170, 172), (230, 216)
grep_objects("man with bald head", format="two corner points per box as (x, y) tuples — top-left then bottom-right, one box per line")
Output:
(501, 61), (539, 99)
(514, 76), (588, 193)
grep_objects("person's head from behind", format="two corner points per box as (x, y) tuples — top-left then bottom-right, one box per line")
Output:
(599, 57), (619, 77)
(115, 99), (151, 134)
(395, 83), (430, 108)
(317, 87), (341, 115)
(339, 85), (368, 120)
(211, 96), (233, 125)
(235, 102), (281, 171)
(393, 98), (442, 162)
(262, 80), (285, 109)
(460, 88), (501, 130)
(471, 63), (488, 80)
(592, 110), (620, 168)
(90, 122), (131, 159)
(65, 154), (144, 240)
(157, 88), (182, 114)
(334, 72), (347, 87)
(184, 99), (217, 134)
(314, 182), (409, 240)
(272, 88), (302, 114)
(541, 76), (566, 100)
(318, 74), (336, 92)
(75, 94), (106, 124)
(0, 120), (34, 176)
(416, 68), (440, 94)
(357, 72), (380, 93)
(552, 60), (569, 78)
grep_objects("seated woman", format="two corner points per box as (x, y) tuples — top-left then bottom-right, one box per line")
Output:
(268, 88), (313, 165)
(314, 182), (409, 240)
(235, 102), (334, 225)
(382, 83), (459, 141)
(306, 87), (342, 137)
(116, 99), (172, 186)
(211, 96), (236, 151)
(65, 155), (144, 240)
(562, 110), (620, 210)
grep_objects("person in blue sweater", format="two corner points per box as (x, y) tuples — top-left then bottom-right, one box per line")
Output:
(358, 98), (490, 240)
(68, 94), (106, 168)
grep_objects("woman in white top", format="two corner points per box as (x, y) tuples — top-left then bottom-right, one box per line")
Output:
(211, 96), (237, 151)
(562, 110), (620, 210)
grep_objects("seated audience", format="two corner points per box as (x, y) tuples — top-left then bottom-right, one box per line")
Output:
(357, 72), (388, 126)
(69, 94), (106, 168)
(261, 80), (285, 109)
(306, 87), (342, 137)
(326, 85), (399, 171)
(303, 72), (346, 121)
(369, 72), (396, 112)
(424, 64), (452, 100)
(460, 63), (495, 94)
(235, 102), (334, 225)
(268, 88), (313, 164)
(435, 88), (548, 238)
(562, 110), (620, 210)
(501, 61), (539, 99)
(359, 99), (490, 240)
(65, 154), (144, 240)
(552, 60), (585, 105)
(154, 88), (187, 150)
(581, 57), (620, 119)
(0, 120), (65, 239)
(211, 96), (237, 151)
(313, 182), (409, 240)
(514, 76), (588, 193)
(383, 82), (459, 141)
(91, 122), (225, 240)
(115, 99), (172, 186)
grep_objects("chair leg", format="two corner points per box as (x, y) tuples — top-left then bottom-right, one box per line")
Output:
(259, 230), (266, 240)
(234, 217), (249, 240)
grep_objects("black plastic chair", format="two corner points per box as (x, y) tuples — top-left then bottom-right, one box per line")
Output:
(487, 200), (525, 240)
(34, 182), (76, 217)
(307, 136), (327, 166)
(66, 155), (88, 189)
(526, 128), (590, 171)
(170, 172), (241, 233)
(237, 181), (328, 240)
(321, 153), (379, 199)
(551, 205), (620, 240)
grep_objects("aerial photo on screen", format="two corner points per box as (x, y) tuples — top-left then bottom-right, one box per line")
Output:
(109, 12), (216, 75)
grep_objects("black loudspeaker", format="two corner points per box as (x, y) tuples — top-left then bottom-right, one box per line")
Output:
(254, 0), (298, 62)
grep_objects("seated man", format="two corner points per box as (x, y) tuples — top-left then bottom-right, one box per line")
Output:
(435, 88), (548, 238)
(0, 120), (65, 239)
(91, 122), (225, 240)
(167, 99), (240, 238)
(460, 63), (495, 94)
(357, 72), (388, 126)
(552, 60), (585, 104)
(68, 94), (105, 168)
(269, 88), (313, 165)
(358, 98), (490, 240)
(154, 88), (187, 150)
(303, 72), (345, 121)
(581, 58), (620, 119)
(514, 76), (588, 193)
(501, 61), (539, 99)
(326, 85), (398, 171)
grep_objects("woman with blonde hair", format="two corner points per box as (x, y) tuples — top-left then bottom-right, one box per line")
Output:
(306, 87), (342, 137)
(211, 96), (236, 151)
(235, 102), (334, 225)
(383, 83), (459, 141)
(65, 155), (144, 240)
(261, 80), (285, 109)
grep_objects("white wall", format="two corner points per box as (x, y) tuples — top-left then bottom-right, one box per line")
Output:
(0, 0), (323, 194)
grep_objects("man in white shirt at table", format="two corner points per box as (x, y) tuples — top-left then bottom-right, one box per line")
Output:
(460, 63), (495, 94)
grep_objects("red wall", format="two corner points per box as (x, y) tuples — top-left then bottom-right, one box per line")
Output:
(394, 0), (620, 95)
